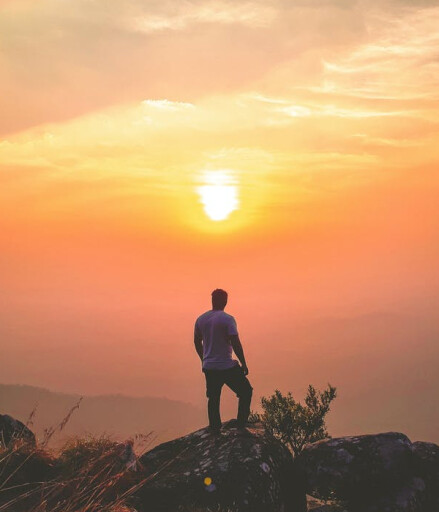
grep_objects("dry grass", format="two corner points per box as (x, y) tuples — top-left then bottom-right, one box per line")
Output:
(0, 403), (156, 512)
(0, 437), (144, 512)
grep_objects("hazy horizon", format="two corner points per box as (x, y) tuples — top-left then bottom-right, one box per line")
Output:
(1, 0), (438, 444)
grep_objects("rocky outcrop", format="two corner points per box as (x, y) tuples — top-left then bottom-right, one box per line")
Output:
(356, 477), (426, 512)
(0, 414), (36, 447)
(298, 433), (439, 512)
(137, 419), (305, 512)
(411, 441), (439, 510)
(2, 412), (439, 512)
(298, 432), (413, 500)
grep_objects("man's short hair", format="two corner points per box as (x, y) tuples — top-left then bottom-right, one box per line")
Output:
(211, 289), (228, 308)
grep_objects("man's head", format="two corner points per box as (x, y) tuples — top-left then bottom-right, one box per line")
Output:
(211, 289), (228, 310)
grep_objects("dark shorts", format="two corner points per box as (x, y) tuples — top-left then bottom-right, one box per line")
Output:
(203, 365), (253, 399)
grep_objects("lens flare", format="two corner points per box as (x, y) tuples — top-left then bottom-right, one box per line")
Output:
(197, 171), (239, 221)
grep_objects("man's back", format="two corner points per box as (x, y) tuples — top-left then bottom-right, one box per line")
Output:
(194, 289), (252, 431)
(195, 310), (239, 370)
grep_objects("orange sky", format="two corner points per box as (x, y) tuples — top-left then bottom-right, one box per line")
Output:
(1, 0), (439, 441)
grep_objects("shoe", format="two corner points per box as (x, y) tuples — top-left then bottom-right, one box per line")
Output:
(207, 426), (222, 436)
(235, 427), (253, 437)
(225, 419), (248, 429)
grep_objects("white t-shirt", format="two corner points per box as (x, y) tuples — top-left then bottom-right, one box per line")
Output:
(194, 310), (239, 370)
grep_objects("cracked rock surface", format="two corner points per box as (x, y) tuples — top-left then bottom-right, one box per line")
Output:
(137, 420), (302, 512)
(298, 433), (439, 512)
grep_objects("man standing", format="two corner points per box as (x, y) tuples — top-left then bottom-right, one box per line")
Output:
(194, 289), (253, 433)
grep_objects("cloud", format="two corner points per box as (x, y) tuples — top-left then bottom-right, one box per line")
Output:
(0, 0), (367, 135)
(142, 99), (195, 111)
(312, 5), (439, 101)
(130, 1), (277, 33)
(1, 0), (438, 158)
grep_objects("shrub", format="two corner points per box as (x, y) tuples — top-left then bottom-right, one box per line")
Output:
(259, 384), (337, 457)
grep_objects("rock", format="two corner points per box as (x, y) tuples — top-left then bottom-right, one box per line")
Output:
(307, 495), (348, 511)
(356, 477), (427, 512)
(411, 441), (439, 510)
(411, 440), (439, 481)
(0, 414), (36, 447)
(306, 479), (428, 512)
(137, 420), (305, 512)
(298, 432), (413, 502)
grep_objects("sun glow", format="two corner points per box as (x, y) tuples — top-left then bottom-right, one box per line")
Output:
(197, 171), (239, 221)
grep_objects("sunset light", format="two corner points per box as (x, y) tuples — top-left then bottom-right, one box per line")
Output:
(1, 0), (439, 472)
(197, 171), (239, 221)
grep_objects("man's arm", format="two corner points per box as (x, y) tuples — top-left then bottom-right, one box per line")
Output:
(230, 335), (249, 375)
(194, 332), (203, 362)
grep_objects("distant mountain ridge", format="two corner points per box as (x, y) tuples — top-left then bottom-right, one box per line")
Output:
(0, 383), (205, 447)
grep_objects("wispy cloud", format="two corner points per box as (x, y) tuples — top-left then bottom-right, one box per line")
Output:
(142, 99), (195, 111)
(130, 1), (276, 33)
(312, 6), (439, 101)
(0, 0), (366, 135)
(1, 0), (439, 191)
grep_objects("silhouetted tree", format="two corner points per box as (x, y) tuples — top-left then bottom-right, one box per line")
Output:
(259, 384), (337, 457)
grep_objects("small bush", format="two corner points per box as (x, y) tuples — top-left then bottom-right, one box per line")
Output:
(259, 384), (337, 457)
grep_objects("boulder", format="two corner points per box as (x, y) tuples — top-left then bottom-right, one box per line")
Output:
(298, 432), (413, 501)
(411, 440), (439, 481)
(411, 441), (439, 510)
(0, 414), (36, 447)
(137, 420), (305, 512)
(356, 477), (426, 512)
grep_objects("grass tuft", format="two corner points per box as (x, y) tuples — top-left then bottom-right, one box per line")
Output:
(0, 404), (155, 512)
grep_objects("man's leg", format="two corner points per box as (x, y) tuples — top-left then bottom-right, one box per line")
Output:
(224, 366), (253, 427)
(203, 369), (224, 430)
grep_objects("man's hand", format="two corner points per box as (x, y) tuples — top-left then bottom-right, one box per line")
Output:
(194, 334), (204, 363)
(230, 335), (248, 375)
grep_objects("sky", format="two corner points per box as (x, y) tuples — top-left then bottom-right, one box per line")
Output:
(1, 0), (439, 441)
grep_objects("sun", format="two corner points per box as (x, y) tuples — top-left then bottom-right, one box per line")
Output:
(197, 171), (239, 221)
